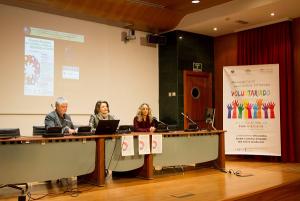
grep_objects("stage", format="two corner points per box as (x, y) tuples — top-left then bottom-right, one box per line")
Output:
(1, 161), (300, 201)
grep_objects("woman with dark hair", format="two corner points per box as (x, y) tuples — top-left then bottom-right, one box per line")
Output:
(133, 103), (156, 132)
(89, 100), (115, 131)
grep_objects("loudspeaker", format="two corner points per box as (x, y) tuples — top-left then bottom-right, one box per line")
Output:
(147, 34), (167, 45)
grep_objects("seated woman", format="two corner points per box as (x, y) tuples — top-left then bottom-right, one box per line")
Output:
(133, 103), (156, 132)
(89, 100), (115, 131)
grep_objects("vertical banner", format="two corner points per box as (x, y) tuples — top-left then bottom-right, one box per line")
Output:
(223, 64), (281, 156)
(121, 136), (134, 156)
(138, 135), (150, 155)
(151, 134), (162, 154)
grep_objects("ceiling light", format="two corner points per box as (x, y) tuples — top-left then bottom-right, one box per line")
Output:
(270, 12), (275, 16)
(179, 36), (183, 40)
(213, 27), (218, 31)
(192, 0), (200, 4)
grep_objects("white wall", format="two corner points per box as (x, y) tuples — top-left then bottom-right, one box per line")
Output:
(0, 4), (159, 135)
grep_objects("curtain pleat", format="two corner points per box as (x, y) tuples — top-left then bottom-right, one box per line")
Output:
(237, 21), (295, 162)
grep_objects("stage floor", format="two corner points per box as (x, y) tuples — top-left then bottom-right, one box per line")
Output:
(1, 161), (300, 201)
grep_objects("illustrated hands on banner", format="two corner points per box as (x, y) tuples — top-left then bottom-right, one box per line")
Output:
(253, 104), (258, 118)
(246, 103), (253, 119)
(238, 104), (244, 119)
(256, 99), (263, 108)
(256, 99), (263, 118)
(268, 102), (276, 118)
(227, 104), (233, 119)
(232, 100), (239, 118)
(243, 100), (249, 119)
(262, 103), (269, 118)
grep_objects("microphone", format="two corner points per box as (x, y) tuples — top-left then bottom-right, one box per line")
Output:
(181, 112), (199, 130)
(64, 119), (72, 123)
(153, 117), (168, 126)
(153, 117), (169, 132)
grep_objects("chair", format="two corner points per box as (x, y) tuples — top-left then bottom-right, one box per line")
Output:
(0, 128), (20, 138)
(0, 184), (28, 201)
(32, 126), (46, 136)
(0, 128), (28, 201)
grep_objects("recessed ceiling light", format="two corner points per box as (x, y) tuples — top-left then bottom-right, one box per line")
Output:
(213, 27), (218, 31)
(192, 0), (200, 4)
(179, 36), (183, 40)
(270, 12), (275, 16)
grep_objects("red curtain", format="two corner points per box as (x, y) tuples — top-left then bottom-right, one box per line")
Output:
(237, 21), (295, 162)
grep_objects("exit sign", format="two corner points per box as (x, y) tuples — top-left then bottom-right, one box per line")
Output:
(193, 62), (202, 72)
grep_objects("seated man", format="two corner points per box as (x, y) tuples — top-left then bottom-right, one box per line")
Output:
(45, 97), (76, 134)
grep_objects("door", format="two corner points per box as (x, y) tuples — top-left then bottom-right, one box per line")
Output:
(183, 70), (212, 129)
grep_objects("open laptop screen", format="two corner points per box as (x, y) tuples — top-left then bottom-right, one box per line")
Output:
(95, 120), (120, 134)
(43, 127), (64, 137)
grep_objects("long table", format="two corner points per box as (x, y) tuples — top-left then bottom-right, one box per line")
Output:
(0, 130), (225, 186)
(0, 136), (96, 185)
(82, 130), (226, 186)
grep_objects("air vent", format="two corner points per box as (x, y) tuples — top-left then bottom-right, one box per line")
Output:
(235, 20), (249, 25)
(127, 0), (166, 9)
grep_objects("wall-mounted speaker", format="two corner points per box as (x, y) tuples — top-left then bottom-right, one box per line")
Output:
(147, 34), (167, 45)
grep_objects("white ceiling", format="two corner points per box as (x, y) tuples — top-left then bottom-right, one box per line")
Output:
(176, 0), (300, 36)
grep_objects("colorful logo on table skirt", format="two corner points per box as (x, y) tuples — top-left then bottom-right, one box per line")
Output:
(139, 140), (145, 150)
(226, 99), (276, 119)
(122, 141), (128, 151)
(152, 140), (157, 149)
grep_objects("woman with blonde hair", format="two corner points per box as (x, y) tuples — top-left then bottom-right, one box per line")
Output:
(133, 103), (156, 132)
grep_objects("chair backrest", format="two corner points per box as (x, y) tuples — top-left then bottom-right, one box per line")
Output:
(33, 126), (46, 135)
(0, 128), (20, 138)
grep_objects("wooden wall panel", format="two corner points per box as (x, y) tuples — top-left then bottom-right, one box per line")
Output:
(0, 0), (232, 33)
(213, 33), (237, 130)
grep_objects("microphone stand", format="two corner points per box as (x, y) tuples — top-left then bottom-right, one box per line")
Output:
(181, 113), (199, 130)
(153, 117), (169, 130)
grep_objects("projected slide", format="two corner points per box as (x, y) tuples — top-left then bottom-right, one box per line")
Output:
(24, 37), (54, 96)
(62, 66), (80, 80)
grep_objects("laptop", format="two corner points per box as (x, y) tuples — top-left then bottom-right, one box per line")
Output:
(43, 127), (64, 137)
(95, 120), (120, 134)
(74, 126), (92, 136)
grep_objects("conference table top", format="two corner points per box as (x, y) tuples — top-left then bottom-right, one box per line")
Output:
(0, 129), (226, 142)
